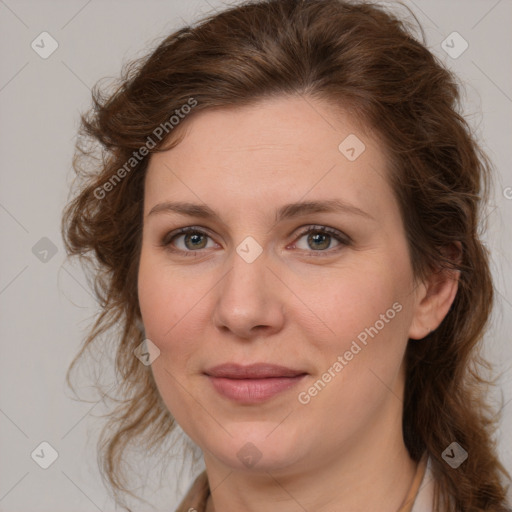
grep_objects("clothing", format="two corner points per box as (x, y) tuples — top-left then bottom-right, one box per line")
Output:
(174, 453), (435, 512)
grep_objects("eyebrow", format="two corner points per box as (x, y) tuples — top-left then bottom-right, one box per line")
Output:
(147, 199), (374, 223)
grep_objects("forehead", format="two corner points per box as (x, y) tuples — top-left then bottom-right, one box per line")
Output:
(144, 95), (394, 221)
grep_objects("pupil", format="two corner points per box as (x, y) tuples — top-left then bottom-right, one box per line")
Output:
(309, 232), (329, 250)
(186, 233), (206, 249)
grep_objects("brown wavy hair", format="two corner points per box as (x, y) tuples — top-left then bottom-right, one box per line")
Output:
(61, 0), (511, 510)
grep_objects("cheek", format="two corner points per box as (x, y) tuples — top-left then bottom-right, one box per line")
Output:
(137, 248), (217, 385)
(315, 291), (408, 388)
(137, 251), (205, 426)
(137, 249), (196, 351)
(295, 280), (409, 444)
(137, 259), (170, 342)
(306, 263), (405, 343)
(300, 262), (411, 398)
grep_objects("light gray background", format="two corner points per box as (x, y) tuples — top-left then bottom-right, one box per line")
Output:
(1, 0), (511, 510)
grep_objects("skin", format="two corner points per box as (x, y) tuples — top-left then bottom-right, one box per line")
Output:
(137, 95), (460, 512)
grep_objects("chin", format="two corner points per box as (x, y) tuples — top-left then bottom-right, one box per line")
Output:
(204, 429), (308, 473)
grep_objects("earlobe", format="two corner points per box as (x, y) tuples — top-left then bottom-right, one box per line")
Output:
(407, 242), (462, 340)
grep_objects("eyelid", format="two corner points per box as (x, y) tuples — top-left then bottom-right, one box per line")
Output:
(160, 226), (217, 247)
(293, 224), (351, 245)
(160, 224), (351, 256)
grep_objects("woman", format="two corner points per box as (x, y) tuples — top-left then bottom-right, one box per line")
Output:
(61, 0), (511, 511)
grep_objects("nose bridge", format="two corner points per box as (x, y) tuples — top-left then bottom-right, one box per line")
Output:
(222, 239), (270, 305)
(213, 238), (284, 336)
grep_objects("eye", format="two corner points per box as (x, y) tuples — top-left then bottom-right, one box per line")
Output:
(160, 225), (351, 257)
(291, 225), (350, 255)
(160, 227), (217, 256)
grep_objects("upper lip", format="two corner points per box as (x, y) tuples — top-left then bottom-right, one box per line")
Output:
(204, 363), (307, 379)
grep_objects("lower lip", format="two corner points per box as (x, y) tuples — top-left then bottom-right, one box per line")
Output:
(207, 375), (307, 403)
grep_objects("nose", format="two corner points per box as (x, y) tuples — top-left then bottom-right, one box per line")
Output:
(212, 246), (286, 340)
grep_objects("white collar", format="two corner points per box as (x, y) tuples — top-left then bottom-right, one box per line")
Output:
(411, 457), (436, 512)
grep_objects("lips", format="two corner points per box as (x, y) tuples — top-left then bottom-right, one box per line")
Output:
(204, 363), (307, 379)
(204, 363), (308, 403)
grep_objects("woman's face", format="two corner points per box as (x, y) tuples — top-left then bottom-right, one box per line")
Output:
(138, 95), (430, 474)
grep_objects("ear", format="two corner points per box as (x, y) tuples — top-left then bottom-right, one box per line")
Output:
(408, 242), (462, 340)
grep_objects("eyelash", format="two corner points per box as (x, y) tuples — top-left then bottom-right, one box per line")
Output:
(160, 225), (351, 258)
